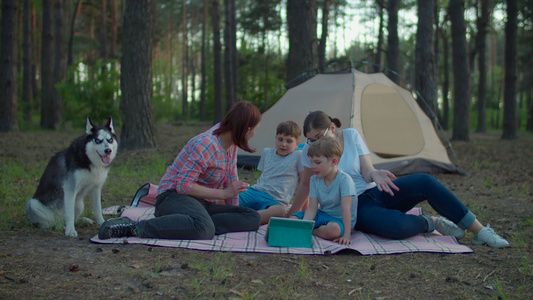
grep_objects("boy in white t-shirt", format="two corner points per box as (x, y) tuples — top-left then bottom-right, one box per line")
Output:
(239, 121), (304, 224)
(292, 137), (357, 245)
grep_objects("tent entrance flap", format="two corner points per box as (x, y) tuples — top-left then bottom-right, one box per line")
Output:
(361, 84), (424, 158)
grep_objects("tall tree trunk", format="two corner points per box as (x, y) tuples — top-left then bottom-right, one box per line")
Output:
(224, 0), (235, 112)
(449, 0), (470, 141)
(374, 0), (385, 73)
(527, 80), (533, 132)
(501, 0), (518, 139)
(231, 0), (238, 101)
(286, 0), (318, 88)
(212, 0), (223, 122)
(52, 0), (64, 129)
(101, 0), (107, 60)
(120, 0), (157, 150)
(67, 0), (82, 68)
(386, 0), (399, 83)
(0, 0), (19, 132)
(110, 0), (117, 59)
(31, 5), (39, 112)
(318, 0), (331, 72)
(22, 0), (33, 124)
(476, 0), (489, 133)
(200, 0), (207, 121)
(433, 0), (440, 121)
(182, 0), (188, 118)
(415, 0), (436, 122)
(264, 44), (269, 104)
(41, 0), (55, 129)
(439, 27), (450, 130)
(166, 1), (173, 106)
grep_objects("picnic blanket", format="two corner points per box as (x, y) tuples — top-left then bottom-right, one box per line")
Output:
(90, 205), (473, 255)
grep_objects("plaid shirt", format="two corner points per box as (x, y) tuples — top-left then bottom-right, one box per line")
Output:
(157, 124), (240, 205)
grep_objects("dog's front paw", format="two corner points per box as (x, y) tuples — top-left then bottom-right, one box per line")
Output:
(65, 227), (78, 237)
(79, 217), (95, 225)
(95, 216), (105, 227)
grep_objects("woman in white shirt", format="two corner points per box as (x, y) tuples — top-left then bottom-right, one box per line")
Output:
(288, 111), (509, 248)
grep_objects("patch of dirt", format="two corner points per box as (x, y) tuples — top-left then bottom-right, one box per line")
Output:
(1, 124), (532, 299)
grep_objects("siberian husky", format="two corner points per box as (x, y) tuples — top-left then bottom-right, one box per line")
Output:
(26, 117), (118, 237)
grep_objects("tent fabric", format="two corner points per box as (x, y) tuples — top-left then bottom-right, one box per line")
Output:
(238, 68), (457, 176)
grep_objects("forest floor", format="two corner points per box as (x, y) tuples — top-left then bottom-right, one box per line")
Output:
(0, 122), (532, 299)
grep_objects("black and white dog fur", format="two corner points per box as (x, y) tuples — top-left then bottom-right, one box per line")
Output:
(26, 117), (118, 237)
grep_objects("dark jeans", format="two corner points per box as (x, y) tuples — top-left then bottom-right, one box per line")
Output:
(136, 190), (261, 239)
(355, 173), (476, 239)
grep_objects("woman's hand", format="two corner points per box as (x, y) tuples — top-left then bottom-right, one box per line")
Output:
(372, 169), (400, 196)
(223, 180), (250, 199)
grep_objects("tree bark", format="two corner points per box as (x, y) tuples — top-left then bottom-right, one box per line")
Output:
(386, 0), (399, 83)
(100, 0), (107, 62)
(318, 0), (331, 72)
(449, 0), (470, 141)
(0, 0), (19, 132)
(224, 0), (235, 112)
(200, 0), (207, 121)
(120, 0), (157, 150)
(415, 0), (436, 122)
(22, 0), (33, 124)
(374, 0), (385, 73)
(212, 0), (223, 122)
(31, 5), (39, 112)
(41, 0), (55, 129)
(110, 0), (117, 59)
(475, 0), (489, 133)
(52, 0), (64, 129)
(501, 0), (518, 139)
(438, 27), (450, 130)
(182, 0), (189, 118)
(527, 80), (533, 132)
(231, 0), (238, 102)
(67, 0), (82, 68)
(286, 0), (317, 88)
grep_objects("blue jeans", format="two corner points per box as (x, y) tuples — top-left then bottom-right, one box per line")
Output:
(355, 173), (476, 239)
(136, 190), (261, 239)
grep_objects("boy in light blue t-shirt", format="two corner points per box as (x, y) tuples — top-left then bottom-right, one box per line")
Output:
(239, 121), (304, 224)
(292, 137), (357, 245)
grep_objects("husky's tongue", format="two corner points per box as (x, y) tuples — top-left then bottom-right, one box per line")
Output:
(101, 155), (112, 165)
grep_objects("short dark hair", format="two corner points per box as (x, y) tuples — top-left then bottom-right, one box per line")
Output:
(214, 101), (261, 153)
(303, 111), (342, 137)
(276, 121), (301, 140)
(307, 136), (343, 160)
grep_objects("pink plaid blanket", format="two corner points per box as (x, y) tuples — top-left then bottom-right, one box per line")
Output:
(91, 206), (472, 255)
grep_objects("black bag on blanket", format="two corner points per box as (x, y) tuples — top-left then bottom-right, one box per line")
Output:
(130, 183), (158, 207)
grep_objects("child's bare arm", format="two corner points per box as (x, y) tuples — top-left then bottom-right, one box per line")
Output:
(287, 168), (313, 216)
(335, 196), (353, 245)
(302, 197), (318, 221)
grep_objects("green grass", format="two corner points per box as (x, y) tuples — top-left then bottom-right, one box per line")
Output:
(0, 160), (45, 229)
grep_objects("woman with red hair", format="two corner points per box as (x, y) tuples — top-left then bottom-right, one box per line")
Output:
(99, 101), (262, 240)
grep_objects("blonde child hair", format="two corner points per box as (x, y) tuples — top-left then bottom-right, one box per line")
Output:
(307, 136), (343, 160)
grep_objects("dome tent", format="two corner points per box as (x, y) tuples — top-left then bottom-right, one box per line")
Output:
(238, 68), (457, 176)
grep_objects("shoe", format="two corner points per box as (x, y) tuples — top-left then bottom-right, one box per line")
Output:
(472, 225), (509, 248)
(98, 217), (137, 239)
(435, 217), (465, 240)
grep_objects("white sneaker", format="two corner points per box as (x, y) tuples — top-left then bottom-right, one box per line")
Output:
(435, 217), (465, 240)
(472, 225), (509, 248)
